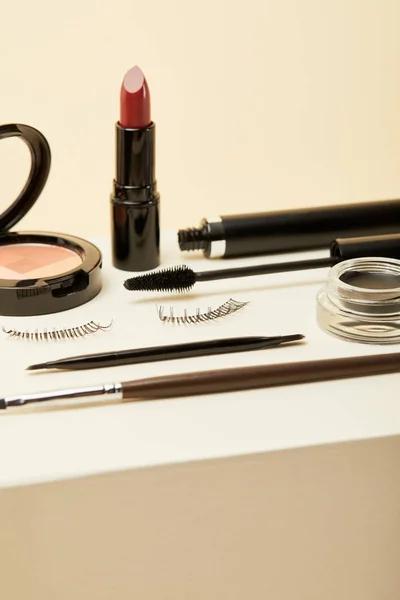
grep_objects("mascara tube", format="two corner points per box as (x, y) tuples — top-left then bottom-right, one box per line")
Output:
(178, 199), (400, 259)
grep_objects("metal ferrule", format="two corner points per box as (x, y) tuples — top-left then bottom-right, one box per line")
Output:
(4, 383), (123, 408)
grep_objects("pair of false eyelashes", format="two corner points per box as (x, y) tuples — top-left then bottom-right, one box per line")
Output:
(2, 298), (248, 341)
(1, 320), (113, 341)
(157, 298), (248, 324)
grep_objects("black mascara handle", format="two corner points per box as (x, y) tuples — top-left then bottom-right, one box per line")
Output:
(197, 257), (336, 281)
(0, 124), (51, 231)
(197, 233), (400, 282)
(331, 234), (400, 261)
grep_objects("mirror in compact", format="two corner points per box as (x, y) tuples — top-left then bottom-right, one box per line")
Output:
(0, 124), (102, 316)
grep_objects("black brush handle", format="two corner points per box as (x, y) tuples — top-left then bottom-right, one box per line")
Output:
(196, 257), (336, 282)
(197, 233), (400, 283)
(29, 335), (304, 371)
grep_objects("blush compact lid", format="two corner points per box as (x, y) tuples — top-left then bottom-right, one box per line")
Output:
(0, 123), (102, 316)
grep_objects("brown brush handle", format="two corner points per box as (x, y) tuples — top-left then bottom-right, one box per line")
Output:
(122, 352), (400, 400)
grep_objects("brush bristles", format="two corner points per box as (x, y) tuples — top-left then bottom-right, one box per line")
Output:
(124, 265), (197, 293)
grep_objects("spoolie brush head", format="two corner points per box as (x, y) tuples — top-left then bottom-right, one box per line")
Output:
(123, 265), (197, 293)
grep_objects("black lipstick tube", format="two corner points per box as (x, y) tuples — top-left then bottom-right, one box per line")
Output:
(178, 199), (400, 259)
(111, 122), (160, 271)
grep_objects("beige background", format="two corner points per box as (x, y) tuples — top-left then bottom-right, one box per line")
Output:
(1, 0), (400, 239)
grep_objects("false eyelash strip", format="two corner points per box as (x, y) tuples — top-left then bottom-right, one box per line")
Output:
(157, 298), (249, 324)
(1, 320), (113, 341)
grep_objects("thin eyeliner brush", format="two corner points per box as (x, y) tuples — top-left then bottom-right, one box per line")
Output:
(27, 334), (305, 371)
(123, 234), (400, 293)
(3, 351), (400, 410)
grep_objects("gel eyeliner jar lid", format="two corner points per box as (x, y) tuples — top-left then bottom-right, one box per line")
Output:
(317, 257), (400, 344)
(0, 123), (102, 316)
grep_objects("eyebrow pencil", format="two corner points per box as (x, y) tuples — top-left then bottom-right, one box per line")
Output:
(3, 351), (400, 410)
(124, 233), (400, 293)
(178, 200), (400, 259)
(110, 65), (160, 272)
(26, 334), (304, 371)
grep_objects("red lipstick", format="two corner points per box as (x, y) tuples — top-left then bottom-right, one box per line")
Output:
(120, 66), (151, 129)
(111, 66), (160, 272)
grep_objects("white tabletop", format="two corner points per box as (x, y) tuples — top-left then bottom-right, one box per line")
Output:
(1, 233), (399, 488)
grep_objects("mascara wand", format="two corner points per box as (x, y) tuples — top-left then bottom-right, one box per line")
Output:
(124, 234), (400, 293)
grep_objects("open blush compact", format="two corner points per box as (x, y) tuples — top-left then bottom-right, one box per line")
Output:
(0, 123), (102, 316)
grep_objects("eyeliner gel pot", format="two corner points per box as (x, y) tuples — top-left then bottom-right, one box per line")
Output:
(317, 257), (400, 344)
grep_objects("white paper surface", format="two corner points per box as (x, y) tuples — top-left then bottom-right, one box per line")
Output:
(1, 233), (399, 488)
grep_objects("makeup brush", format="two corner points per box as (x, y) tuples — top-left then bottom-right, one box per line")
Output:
(124, 234), (400, 293)
(3, 351), (400, 410)
(27, 334), (304, 371)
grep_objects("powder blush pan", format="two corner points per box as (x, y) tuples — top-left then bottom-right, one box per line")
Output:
(0, 123), (102, 316)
